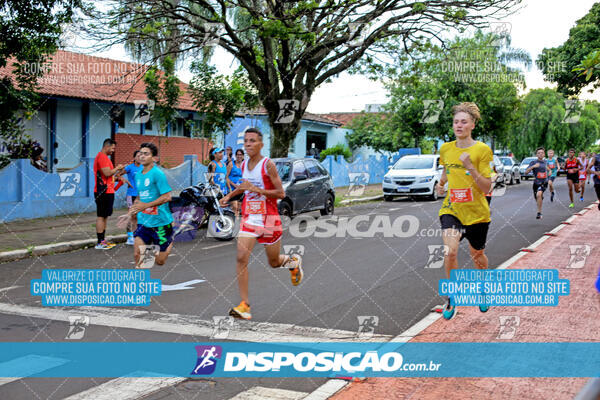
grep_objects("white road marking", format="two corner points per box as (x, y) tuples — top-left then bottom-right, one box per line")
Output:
(0, 286), (20, 293)
(229, 386), (308, 400)
(63, 373), (184, 400)
(202, 242), (233, 250)
(0, 355), (69, 386)
(303, 379), (348, 400)
(304, 212), (573, 398)
(0, 302), (391, 343)
(161, 279), (205, 292)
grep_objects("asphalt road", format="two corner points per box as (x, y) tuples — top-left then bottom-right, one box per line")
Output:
(0, 176), (596, 399)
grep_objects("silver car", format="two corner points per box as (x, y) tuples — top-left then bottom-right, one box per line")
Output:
(492, 155), (510, 187)
(499, 156), (521, 185)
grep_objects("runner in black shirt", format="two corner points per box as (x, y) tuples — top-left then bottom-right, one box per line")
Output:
(525, 147), (550, 219)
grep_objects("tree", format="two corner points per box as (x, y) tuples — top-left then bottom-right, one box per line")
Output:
(509, 88), (600, 160)
(188, 62), (259, 139)
(0, 0), (82, 167)
(538, 3), (600, 95)
(346, 112), (410, 153)
(346, 31), (527, 153)
(85, 0), (521, 157)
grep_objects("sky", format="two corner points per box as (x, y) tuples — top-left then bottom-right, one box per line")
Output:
(86, 0), (599, 114)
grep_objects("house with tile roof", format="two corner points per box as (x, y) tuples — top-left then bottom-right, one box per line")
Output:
(0, 50), (357, 171)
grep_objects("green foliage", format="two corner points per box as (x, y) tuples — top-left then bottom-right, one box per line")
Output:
(538, 3), (600, 95)
(347, 32), (526, 153)
(188, 63), (260, 140)
(573, 49), (600, 81)
(319, 144), (353, 162)
(0, 0), (81, 166)
(0, 137), (42, 169)
(93, 0), (520, 157)
(509, 88), (600, 159)
(143, 56), (181, 133)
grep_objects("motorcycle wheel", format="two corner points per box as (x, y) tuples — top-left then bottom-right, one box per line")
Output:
(207, 210), (239, 241)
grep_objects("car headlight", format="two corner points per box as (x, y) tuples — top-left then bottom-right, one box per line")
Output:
(420, 175), (434, 183)
(384, 176), (392, 183)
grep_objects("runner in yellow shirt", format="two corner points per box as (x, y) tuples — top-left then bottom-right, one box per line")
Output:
(434, 102), (493, 320)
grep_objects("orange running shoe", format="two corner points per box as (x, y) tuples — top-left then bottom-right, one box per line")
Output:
(229, 301), (251, 320)
(287, 255), (303, 286)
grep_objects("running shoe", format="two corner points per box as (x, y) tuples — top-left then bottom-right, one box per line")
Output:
(287, 255), (303, 286)
(580, 196), (584, 202)
(229, 301), (251, 320)
(479, 288), (490, 313)
(442, 297), (456, 320)
(536, 212), (542, 219)
(569, 203), (574, 208)
(550, 191), (554, 202)
(126, 235), (135, 246)
(95, 240), (115, 250)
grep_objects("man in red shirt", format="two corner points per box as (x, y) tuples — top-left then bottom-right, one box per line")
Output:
(93, 138), (124, 249)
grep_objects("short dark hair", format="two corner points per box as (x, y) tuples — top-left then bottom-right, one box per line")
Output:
(536, 147), (545, 153)
(132, 150), (139, 158)
(244, 127), (263, 139)
(235, 149), (244, 156)
(569, 148), (575, 153)
(103, 138), (117, 147)
(140, 142), (158, 156)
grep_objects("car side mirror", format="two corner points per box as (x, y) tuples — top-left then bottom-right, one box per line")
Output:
(294, 174), (308, 182)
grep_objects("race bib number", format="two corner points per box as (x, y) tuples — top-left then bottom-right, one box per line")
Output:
(537, 171), (547, 179)
(579, 172), (586, 179)
(143, 206), (158, 215)
(244, 200), (266, 215)
(449, 188), (473, 203)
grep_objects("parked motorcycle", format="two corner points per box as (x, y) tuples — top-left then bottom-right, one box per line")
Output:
(176, 183), (239, 241)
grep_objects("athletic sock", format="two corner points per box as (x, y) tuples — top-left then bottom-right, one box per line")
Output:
(97, 231), (105, 244)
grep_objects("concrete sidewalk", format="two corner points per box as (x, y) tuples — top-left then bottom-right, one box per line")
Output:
(0, 209), (128, 262)
(331, 203), (600, 400)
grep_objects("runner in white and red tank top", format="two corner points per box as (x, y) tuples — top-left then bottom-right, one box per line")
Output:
(219, 127), (304, 320)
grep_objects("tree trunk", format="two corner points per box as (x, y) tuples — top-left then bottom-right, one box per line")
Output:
(263, 98), (304, 158)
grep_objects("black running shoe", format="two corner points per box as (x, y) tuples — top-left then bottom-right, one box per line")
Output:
(536, 212), (542, 219)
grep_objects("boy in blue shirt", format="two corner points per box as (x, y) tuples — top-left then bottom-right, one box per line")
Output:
(127, 143), (174, 267)
(124, 150), (143, 245)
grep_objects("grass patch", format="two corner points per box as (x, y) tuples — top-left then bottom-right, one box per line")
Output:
(334, 184), (383, 207)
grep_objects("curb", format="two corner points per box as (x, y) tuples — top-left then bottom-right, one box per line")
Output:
(309, 203), (593, 399)
(0, 234), (128, 264)
(340, 195), (383, 205)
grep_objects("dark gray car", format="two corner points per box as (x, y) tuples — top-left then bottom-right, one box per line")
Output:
(274, 158), (336, 218)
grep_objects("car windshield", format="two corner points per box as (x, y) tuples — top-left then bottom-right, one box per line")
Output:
(276, 162), (292, 182)
(521, 157), (537, 165)
(500, 157), (512, 166)
(393, 157), (434, 170)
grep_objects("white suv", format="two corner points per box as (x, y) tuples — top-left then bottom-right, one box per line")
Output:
(382, 155), (443, 201)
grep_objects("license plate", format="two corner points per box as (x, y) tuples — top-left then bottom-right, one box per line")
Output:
(397, 186), (410, 193)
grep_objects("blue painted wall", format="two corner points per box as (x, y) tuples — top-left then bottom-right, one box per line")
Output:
(0, 149), (419, 222)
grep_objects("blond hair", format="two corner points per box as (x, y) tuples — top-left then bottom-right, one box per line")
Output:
(452, 102), (481, 123)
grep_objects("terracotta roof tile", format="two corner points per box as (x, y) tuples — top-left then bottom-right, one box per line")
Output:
(0, 50), (197, 111)
(318, 112), (368, 126)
